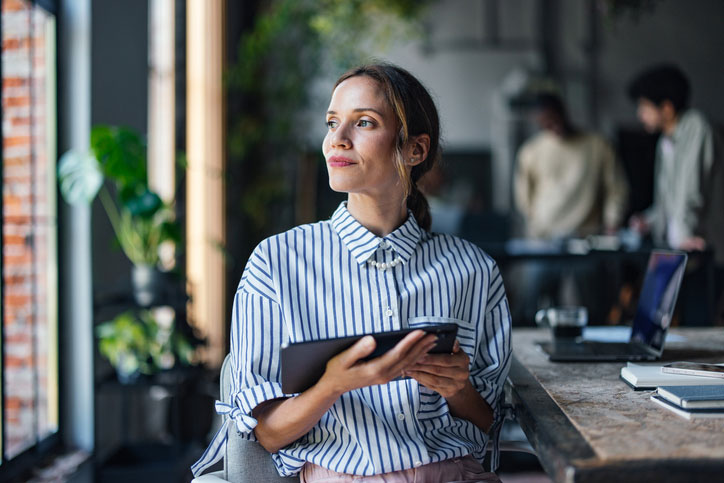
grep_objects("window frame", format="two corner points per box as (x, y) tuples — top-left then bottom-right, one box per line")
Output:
(0, 0), (61, 479)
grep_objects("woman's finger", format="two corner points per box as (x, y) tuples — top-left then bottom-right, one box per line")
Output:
(385, 330), (429, 359)
(408, 363), (462, 379)
(335, 335), (376, 367)
(418, 350), (468, 368)
(380, 335), (437, 377)
(405, 370), (449, 391)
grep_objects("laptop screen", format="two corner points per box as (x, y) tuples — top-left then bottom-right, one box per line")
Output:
(630, 251), (688, 353)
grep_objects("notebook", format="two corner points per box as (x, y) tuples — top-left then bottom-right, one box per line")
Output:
(540, 250), (688, 362)
(656, 385), (724, 409)
(620, 363), (724, 390)
(650, 395), (724, 420)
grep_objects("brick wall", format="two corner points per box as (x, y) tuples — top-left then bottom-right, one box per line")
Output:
(2, 0), (57, 459)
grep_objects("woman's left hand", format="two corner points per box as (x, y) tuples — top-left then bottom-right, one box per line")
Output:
(404, 340), (470, 399)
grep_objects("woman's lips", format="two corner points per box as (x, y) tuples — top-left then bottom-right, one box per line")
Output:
(327, 156), (356, 167)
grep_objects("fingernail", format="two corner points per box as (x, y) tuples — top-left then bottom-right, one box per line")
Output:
(363, 336), (375, 347)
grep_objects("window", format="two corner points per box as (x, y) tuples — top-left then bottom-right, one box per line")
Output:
(1, 0), (58, 466)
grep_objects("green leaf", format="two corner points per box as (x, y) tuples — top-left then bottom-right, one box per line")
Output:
(123, 189), (163, 218)
(58, 149), (104, 205)
(91, 125), (147, 190)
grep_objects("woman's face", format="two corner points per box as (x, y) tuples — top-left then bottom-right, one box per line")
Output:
(323, 76), (402, 200)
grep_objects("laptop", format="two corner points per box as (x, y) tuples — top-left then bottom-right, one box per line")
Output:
(539, 250), (688, 362)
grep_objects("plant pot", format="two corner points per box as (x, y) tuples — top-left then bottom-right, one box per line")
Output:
(132, 264), (166, 307)
(114, 351), (143, 384)
(116, 367), (142, 385)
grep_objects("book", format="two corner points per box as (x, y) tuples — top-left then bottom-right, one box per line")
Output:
(656, 385), (724, 409)
(620, 362), (724, 390)
(661, 362), (724, 379)
(650, 395), (724, 420)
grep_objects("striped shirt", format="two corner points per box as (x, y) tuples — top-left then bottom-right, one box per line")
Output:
(192, 202), (511, 477)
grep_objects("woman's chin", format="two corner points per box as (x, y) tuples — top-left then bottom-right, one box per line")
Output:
(327, 178), (357, 194)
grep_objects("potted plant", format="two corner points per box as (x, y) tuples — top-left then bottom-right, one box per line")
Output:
(96, 309), (197, 383)
(58, 125), (181, 306)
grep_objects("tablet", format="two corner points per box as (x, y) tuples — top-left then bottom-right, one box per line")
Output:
(281, 323), (458, 394)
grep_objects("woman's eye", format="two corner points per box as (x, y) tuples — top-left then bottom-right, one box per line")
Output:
(326, 120), (337, 129)
(358, 120), (372, 127)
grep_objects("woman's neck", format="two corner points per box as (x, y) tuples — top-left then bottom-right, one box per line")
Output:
(346, 194), (407, 237)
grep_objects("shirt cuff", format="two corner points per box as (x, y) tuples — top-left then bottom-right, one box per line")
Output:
(229, 380), (286, 440)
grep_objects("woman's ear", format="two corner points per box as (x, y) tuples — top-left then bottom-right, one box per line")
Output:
(405, 134), (431, 167)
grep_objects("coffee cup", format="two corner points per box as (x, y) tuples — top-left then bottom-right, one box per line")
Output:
(535, 306), (588, 340)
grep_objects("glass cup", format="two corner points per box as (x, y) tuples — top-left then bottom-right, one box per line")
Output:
(535, 306), (588, 340)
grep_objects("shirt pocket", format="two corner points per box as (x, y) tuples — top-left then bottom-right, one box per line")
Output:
(406, 315), (477, 421)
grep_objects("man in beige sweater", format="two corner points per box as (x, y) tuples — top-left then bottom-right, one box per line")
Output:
(514, 94), (629, 239)
(511, 94), (629, 324)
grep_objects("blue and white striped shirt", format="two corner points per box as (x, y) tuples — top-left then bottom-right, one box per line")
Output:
(193, 202), (511, 477)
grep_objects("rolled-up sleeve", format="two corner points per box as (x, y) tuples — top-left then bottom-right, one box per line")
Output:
(191, 245), (288, 476)
(470, 262), (512, 415)
(227, 246), (288, 441)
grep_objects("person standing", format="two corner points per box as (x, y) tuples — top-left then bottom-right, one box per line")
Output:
(512, 93), (628, 323)
(514, 93), (629, 240)
(628, 64), (724, 325)
(628, 64), (724, 260)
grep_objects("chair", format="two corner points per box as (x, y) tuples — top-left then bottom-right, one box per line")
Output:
(193, 355), (534, 482)
(192, 355), (298, 482)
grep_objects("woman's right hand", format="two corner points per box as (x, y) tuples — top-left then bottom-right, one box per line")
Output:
(318, 330), (438, 397)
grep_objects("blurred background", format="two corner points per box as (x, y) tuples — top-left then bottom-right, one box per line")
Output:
(1, 0), (723, 481)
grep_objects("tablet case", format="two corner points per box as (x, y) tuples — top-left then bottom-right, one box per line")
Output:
(281, 323), (458, 394)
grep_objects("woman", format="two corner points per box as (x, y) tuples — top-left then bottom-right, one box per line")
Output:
(193, 64), (511, 482)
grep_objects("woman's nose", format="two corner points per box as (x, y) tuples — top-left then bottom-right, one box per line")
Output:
(329, 124), (351, 148)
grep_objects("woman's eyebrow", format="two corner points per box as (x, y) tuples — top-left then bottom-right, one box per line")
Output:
(326, 108), (384, 116)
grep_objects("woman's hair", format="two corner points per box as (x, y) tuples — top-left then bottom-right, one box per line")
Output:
(334, 63), (441, 231)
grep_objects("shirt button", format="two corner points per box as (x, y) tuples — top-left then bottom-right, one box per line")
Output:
(385, 308), (393, 317)
(414, 461), (423, 468)
(397, 413), (405, 421)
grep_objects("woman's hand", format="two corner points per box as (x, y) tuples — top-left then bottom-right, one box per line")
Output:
(253, 330), (436, 452)
(405, 340), (494, 432)
(403, 340), (470, 399)
(318, 330), (438, 397)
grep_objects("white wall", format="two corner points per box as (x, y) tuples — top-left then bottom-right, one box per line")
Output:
(377, 0), (724, 150)
(382, 0), (540, 150)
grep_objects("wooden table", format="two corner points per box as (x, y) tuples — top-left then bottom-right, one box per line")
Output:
(506, 328), (724, 483)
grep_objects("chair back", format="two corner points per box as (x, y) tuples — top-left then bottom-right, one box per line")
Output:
(220, 354), (298, 482)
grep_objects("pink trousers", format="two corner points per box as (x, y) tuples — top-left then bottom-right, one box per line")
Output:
(300, 455), (501, 483)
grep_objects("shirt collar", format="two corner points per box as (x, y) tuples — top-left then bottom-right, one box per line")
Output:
(330, 201), (424, 266)
(671, 109), (692, 143)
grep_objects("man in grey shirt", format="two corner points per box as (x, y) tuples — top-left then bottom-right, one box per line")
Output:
(628, 64), (724, 323)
